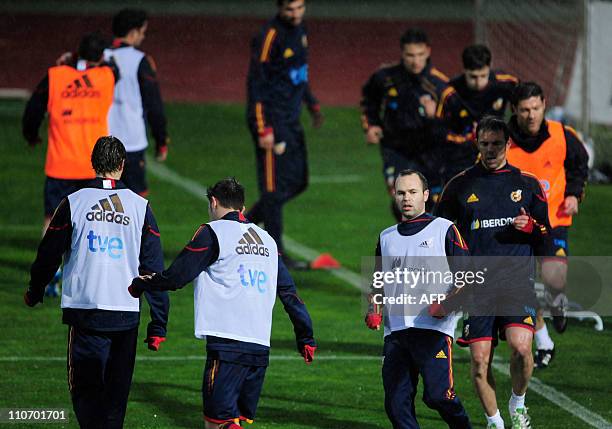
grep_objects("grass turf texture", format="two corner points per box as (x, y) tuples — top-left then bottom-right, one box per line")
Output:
(1, 99), (612, 428)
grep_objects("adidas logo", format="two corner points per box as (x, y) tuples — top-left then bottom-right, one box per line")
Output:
(435, 350), (447, 359)
(236, 227), (270, 257)
(523, 316), (534, 325)
(86, 194), (131, 225)
(467, 193), (479, 203)
(61, 74), (101, 98)
(418, 238), (433, 248)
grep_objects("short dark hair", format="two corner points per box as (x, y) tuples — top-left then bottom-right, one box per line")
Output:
(462, 44), (491, 70)
(476, 115), (509, 142)
(400, 28), (429, 48)
(112, 8), (148, 37)
(396, 169), (429, 191)
(277, 0), (299, 7)
(206, 178), (245, 210)
(511, 81), (545, 107)
(91, 136), (126, 175)
(77, 32), (108, 62)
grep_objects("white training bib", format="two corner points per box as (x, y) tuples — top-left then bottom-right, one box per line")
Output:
(62, 187), (148, 311)
(379, 217), (459, 338)
(193, 220), (278, 346)
(104, 46), (148, 152)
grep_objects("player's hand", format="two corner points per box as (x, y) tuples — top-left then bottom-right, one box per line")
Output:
(365, 312), (382, 330)
(144, 336), (166, 351)
(419, 95), (437, 118)
(309, 104), (324, 129)
(55, 51), (73, 66)
(24, 287), (44, 307)
(513, 207), (534, 233)
(300, 344), (316, 364)
(155, 137), (170, 162)
(366, 126), (383, 145)
(428, 302), (447, 319)
(27, 137), (42, 148)
(128, 276), (151, 298)
(258, 128), (274, 150)
(562, 195), (579, 216)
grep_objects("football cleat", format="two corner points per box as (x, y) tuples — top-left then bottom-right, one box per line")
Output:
(282, 255), (310, 271)
(535, 348), (555, 369)
(546, 291), (568, 333)
(510, 407), (531, 429)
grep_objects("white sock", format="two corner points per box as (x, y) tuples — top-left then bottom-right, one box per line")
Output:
(509, 391), (526, 413)
(486, 409), (505, 428)
(535, 323), (554, 350)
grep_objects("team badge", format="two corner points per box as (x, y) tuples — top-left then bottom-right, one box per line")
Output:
(302, 35), (308, 47)
(510, 189), (522, 202)
(467, 193), (479, 203)
(283, 48), (294, 58)
(492, 97), (504, 111)
(388, 87), (398, 97)
(460, 109), (469, 118)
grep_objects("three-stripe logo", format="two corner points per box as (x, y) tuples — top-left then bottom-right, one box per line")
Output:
(61, 74), (101, 98)
(85, 193), (131, 225)
(235, 227), (270, 257)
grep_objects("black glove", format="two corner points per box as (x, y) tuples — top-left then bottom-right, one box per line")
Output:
(24, 287), (44, 307)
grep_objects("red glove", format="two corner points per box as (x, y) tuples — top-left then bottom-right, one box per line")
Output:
(145, 336), (166, 351)
(300, 344), (316, 364)
(428, 303), (447, 319)
(365, 312), (382, 330)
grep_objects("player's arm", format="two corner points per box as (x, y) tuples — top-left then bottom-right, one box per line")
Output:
(25, 199), (72, 306)
(365, 239), (383, 330)
(138, 204), (170, 349)
(277, 256), (317, 362)
(563, 126), (589, 205)
(22, 74), (49, 147)
(138, 55), (169, 161)
(249, 27), (279, 146)
(130, 224), (219, 295)
(513, 176), (552, 255)
(360, 71), (385, 140)
(435, 88), (476, 145)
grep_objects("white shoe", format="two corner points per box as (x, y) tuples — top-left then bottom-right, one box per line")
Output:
(510, 407), (531, 428)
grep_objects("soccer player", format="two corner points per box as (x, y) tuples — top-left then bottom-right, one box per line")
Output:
(56, 8), (170, 196)
(245, 0), (324, 270)
(365, 170), (472, 429)
(105, 8), (170, 195)
(23, 31), (119, 296)
(24, 136), (169, 428)
(506, 82), (589, 368)
(129, 177), (316, 429)
(436, 116), (551, 429)
(361, 28), (449, 219)
(436, 44), (518, 184)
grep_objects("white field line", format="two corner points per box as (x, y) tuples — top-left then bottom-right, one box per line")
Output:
(0, 355), (381, 363)
(146, 158), (612, 429)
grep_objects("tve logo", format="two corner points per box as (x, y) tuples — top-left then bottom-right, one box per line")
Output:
(87, 230), (123, 259)
(237, 264), (268, 293)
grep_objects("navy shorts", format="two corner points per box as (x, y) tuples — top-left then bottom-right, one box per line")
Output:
(547, 226), (569, 258)
(44, 177), (90, 216)
(202, 351), (267, 425)
(121, 150), (147, 196)
(457, 287), (537, 347)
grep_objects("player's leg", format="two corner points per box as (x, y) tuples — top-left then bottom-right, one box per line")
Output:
(120, 149), (148, 197)
(236, 365), (267, 426)
(67, 326), (112, 428)
(417, 331), (472, 428)
(382, 332), (420, 429)
(533, 308), (555, 369)
(202, 354), (248, 429)
(504, 326), (534, 428)
(458, 316), (504, 428)
(103, 327), (139, 428)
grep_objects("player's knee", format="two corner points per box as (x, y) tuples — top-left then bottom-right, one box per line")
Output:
(510, 341), (532, 360)
(541, 261), (567, 290)
(470, 352), (490, 379)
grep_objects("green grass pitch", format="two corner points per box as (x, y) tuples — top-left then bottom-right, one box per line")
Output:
(1, 99), (611, 428)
